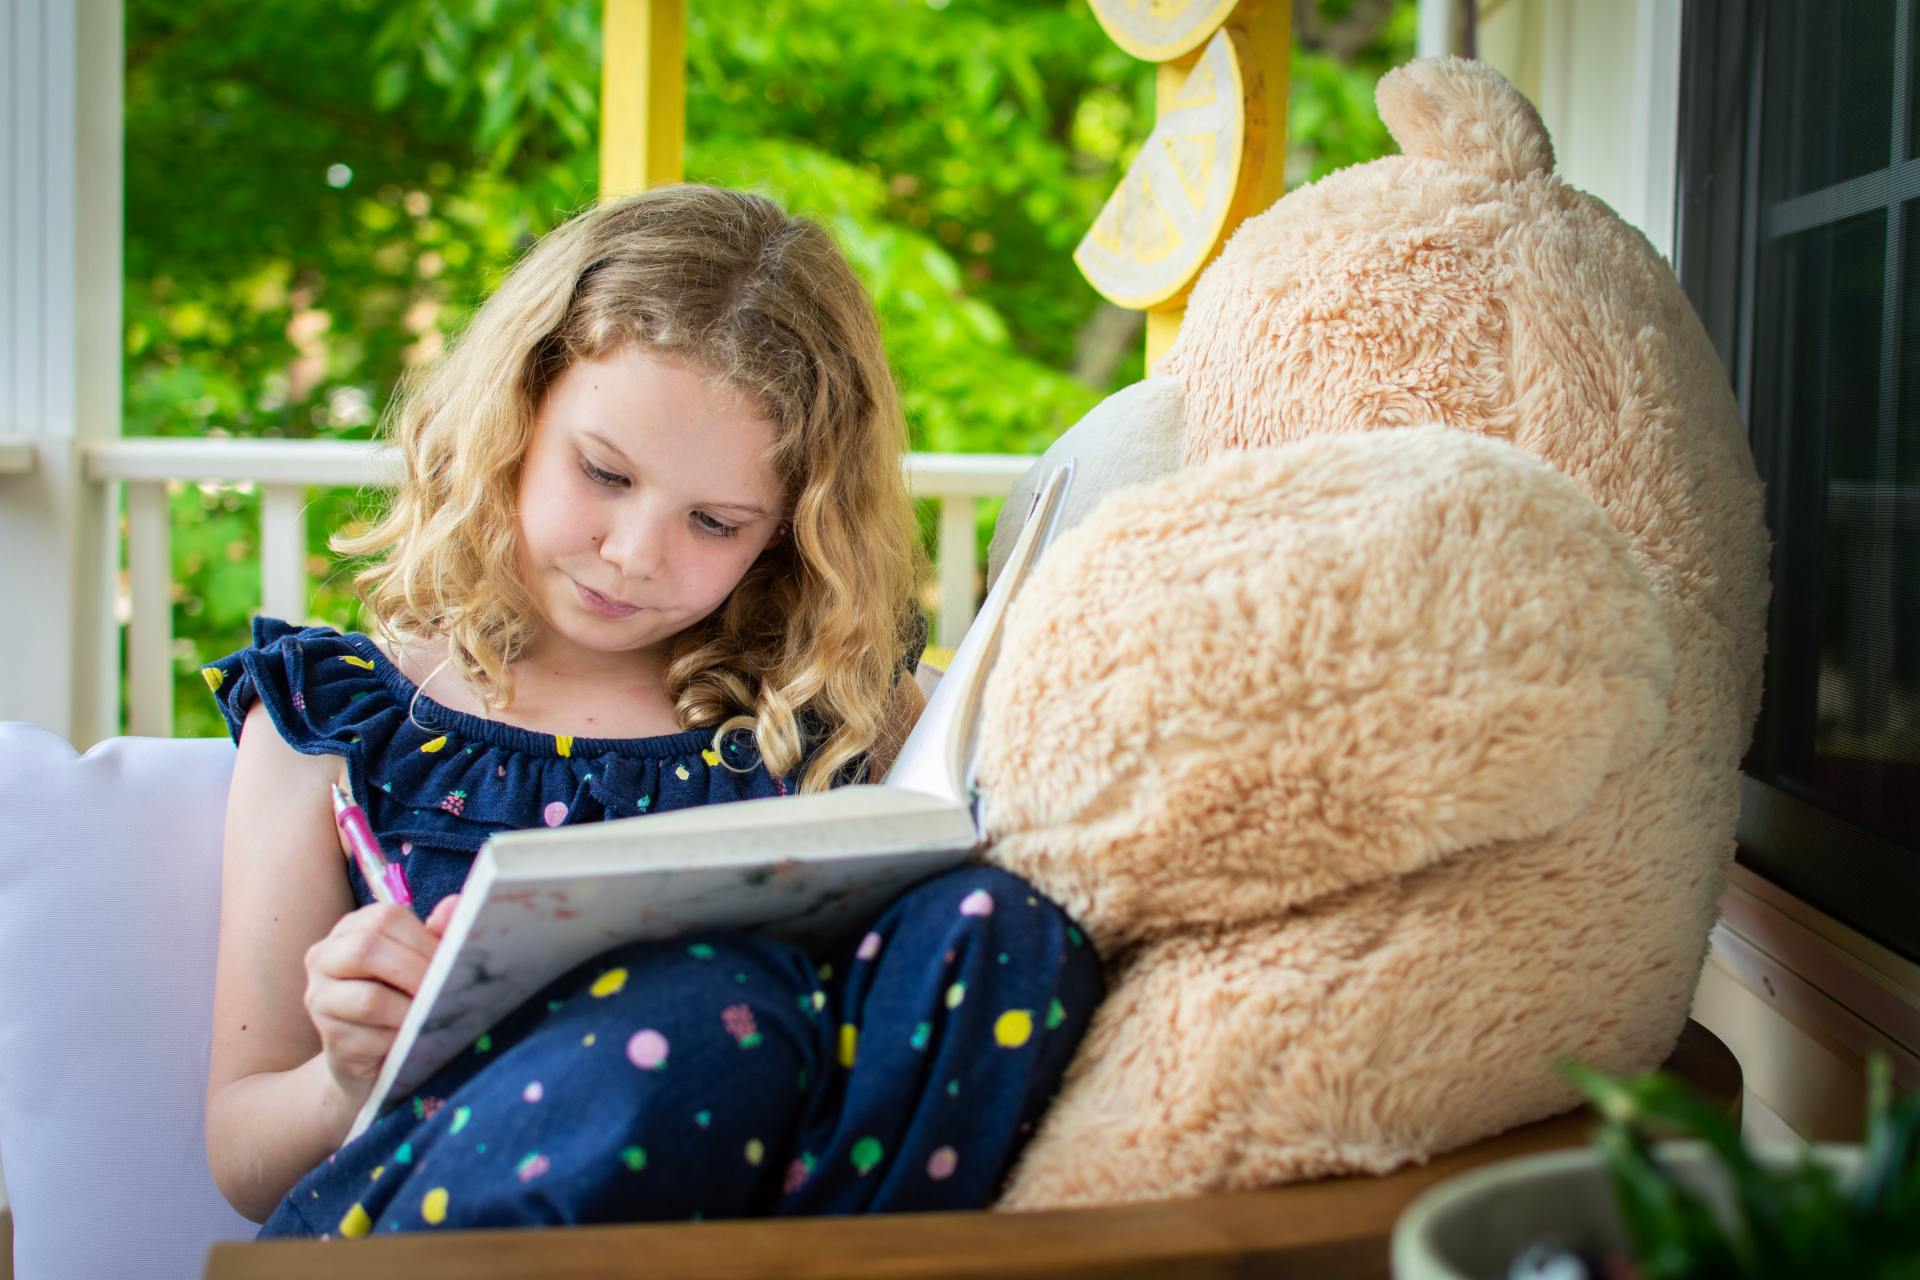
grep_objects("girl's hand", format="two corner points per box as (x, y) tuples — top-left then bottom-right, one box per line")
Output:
(302, 894), (461, 1104)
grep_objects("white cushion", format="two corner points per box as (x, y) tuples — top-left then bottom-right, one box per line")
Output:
(0, 724), (254, 1279)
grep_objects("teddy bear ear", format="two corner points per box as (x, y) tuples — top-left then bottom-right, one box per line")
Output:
(1376, 55), (1554, 183)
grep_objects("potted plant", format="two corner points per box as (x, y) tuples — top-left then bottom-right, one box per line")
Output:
(1391, 1057), (1919, 1279)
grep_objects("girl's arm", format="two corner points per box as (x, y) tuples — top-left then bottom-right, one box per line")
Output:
(865, 675), (927, 782)
(203, 701), (447, 1222)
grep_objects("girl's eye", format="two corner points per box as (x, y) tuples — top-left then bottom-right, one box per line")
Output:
(692, 511), (740, 539)
(579, 458), (628, 489)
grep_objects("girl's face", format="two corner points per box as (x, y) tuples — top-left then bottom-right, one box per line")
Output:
(514, 345), (785, 666)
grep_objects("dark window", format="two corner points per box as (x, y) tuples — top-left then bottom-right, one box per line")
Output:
(1678, 0), (1920, 963)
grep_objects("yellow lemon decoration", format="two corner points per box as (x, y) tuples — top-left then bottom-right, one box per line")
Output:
(701, 748), (721, 766)
(1075, 27), (1262, 311)
(200, 667), (223, 692)
(1088, 0), (1239, 60)
(555, 734), (573, 758)
(338, 654), (376, 670)
(419, 735), (448, 754)
(338, 1201), (372, 1238)
(838, 1023), (859, 1068)
(674, 764), (691, 781)
(994, 1009), (1036, 1049)
(590, 968), (629, 998)
(420, 1187), (449, 1226)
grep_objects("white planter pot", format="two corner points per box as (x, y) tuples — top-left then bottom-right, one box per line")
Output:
(1390, 1141), (1861, 1280)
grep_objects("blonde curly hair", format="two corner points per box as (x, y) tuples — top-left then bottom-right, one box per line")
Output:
(337, 185), (922, 793)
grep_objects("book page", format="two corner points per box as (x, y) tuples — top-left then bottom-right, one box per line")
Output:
(883, 461), (1074, 806)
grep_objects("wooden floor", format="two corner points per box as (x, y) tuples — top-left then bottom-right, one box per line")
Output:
(202, 1022), (1738, 1280)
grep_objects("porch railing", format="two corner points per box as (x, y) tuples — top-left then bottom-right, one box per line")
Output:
(83, 439), (1032, 738)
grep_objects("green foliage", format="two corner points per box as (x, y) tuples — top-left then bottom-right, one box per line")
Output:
(1564, 1057), (1920, 1279)
(124, 0), (1415, 735)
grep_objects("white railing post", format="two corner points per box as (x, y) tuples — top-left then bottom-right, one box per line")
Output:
(259, 484), (309, 624)
(0, 0), (123, 748)
(125, 481), (174, 737)
(936, 498), (978, 651)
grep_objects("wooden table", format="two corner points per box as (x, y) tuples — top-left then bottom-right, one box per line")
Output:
(205, 1021), (1738, 1280)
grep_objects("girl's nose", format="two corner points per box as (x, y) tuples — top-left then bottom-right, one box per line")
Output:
(596, 504), (671, 581)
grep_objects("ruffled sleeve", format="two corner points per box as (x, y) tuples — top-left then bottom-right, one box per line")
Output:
(200, 615), (387, 757)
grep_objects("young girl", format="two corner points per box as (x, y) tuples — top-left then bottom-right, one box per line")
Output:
(202, 184), (1101, 1236)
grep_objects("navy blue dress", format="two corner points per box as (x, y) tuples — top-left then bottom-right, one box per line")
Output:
(204, 618), (1102, 1235)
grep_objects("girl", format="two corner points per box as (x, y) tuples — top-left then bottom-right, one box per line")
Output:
(202, 185), (1101, 1235)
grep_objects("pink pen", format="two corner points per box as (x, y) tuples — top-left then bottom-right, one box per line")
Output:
(331, 782), (414, 906)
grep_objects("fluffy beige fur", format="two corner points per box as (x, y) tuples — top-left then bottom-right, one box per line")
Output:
(977, 57), (1768, 1209)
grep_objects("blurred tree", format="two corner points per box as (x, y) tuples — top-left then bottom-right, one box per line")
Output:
(124, 0), (1412, 735)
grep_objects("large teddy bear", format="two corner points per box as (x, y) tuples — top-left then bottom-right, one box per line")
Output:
(975, 57), (1769, 1209)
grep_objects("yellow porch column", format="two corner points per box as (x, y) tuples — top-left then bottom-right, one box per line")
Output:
(1077, 0), (1290, 369)
(600, 0), (686, 199)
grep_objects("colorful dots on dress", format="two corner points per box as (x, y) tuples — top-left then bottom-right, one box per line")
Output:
(475, 1034), (493, 1053)
(910, 1021), (932, 1051)
(200, 667), (224, 692)
(857, 931), (883, 961)
(850, 1136), (884, 1176)
(694, 1110), (712, 1128)
(701, 748), (721, 766)
(927, 1147), (959, 1181)
(339, 1202), (372, 1237)
(515, 1153), (550, 1183)
(591, 968), (629, 998)
(419, 735), (448, 753)
(370, 1165), (384, 1182)
(959, 889), (995, 917)
(745, 1139), (765, 1166)
(522, 1081), (544, 1103)
(945, 981), (967, 1010)
(628, 1028), (669, 1070)
(994, 1010), (1035, 1049)
(783, 1154), (815, 1194)
(339, 654), (376, 670)
(450, 1105), (473, 1135)
(1047, 997), (1066, 1030)
(674, 764), (691, 781)
(394, 1142), (414, 1165)
(620, 1146), (648, 1172)
(687, 943), (716, 959)
(555, 735), (573, 758)
(420, 1187), (450, 1226)
(542, 801), (568, 827)
(722, 1004), (762, 1048)
(838, 1023), (859, 1068)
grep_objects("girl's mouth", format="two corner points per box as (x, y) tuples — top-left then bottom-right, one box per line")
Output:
(574, 579), (641, 618)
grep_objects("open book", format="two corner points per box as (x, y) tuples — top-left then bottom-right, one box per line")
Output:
(345, 463), (1073, 1142)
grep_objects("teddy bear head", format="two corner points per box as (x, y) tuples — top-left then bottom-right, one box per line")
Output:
(975, 58), (1766, 952)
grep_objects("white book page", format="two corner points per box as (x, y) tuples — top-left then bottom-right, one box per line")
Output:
(883, 461), (1074, 806)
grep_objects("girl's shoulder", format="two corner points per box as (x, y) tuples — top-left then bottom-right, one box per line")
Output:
(200, 616), (392, 759)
